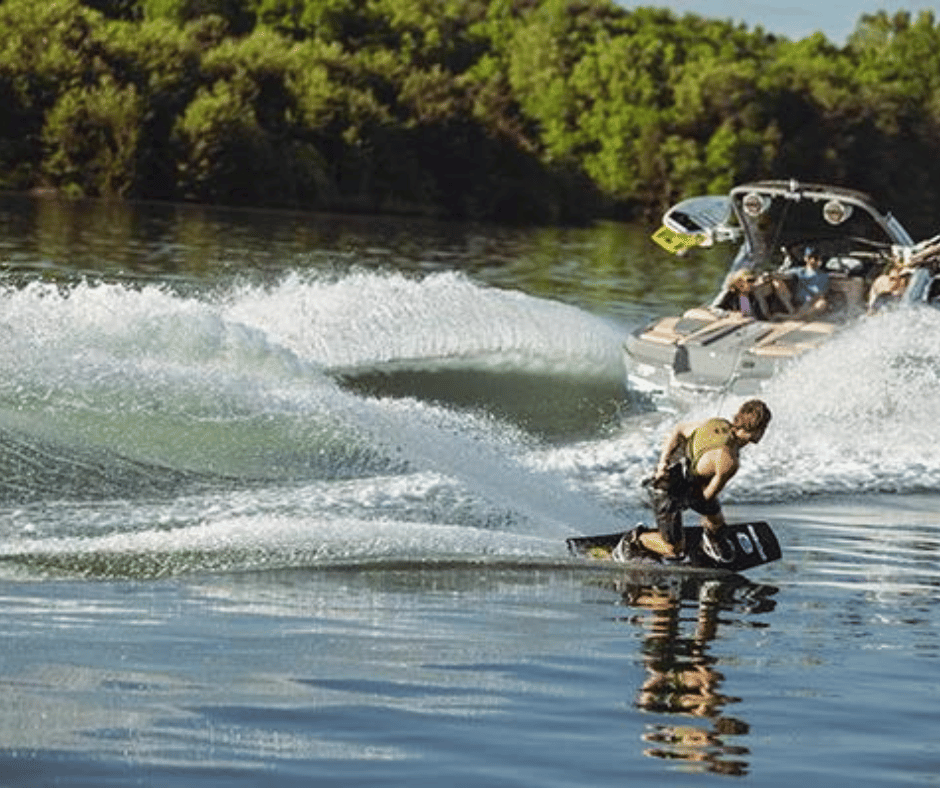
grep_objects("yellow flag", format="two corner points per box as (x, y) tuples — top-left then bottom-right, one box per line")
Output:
(651, 225), (702, 254)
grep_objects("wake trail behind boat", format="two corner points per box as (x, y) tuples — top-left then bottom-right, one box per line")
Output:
(0, 271), (632, 577)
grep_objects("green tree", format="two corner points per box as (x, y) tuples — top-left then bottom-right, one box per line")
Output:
(0, 0), (109, 188)
(173, 78), (271, 202)
(175, 29), (347, 206)
(252, 0), (380, 44)
(143, 0), (254, 33)
(80, 0), (145, 21)
(42, 75), (143, 195)
(842, 10), (940, 234)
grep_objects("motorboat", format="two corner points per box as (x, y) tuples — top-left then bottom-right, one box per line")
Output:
(626, 179), (940, 401)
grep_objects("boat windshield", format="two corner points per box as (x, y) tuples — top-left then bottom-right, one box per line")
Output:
(731, 187), (896, 272)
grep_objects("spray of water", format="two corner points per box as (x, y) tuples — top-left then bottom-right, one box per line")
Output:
(0, 271), (629, 575)
(6, 270), (934, 577)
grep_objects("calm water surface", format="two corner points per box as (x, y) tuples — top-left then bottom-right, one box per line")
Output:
(0, 194), (938, 787)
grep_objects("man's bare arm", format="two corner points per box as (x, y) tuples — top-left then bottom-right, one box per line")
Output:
(654, 421), (698, 478)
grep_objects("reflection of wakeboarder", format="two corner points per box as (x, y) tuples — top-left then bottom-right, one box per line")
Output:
(615, 576), (777, 776)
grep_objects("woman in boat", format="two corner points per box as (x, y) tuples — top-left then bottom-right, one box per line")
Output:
(867, 262), (911, 313)
(720, 270), (795, 320)
(720, 270), (761, 317)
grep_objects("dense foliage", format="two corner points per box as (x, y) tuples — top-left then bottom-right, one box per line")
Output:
(1, 0), (939, 230)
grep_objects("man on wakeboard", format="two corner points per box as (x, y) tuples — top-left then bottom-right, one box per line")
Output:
(621, 399), (772, 564)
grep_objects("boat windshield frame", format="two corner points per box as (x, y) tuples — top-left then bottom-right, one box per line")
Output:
(727, 180), (913, 275)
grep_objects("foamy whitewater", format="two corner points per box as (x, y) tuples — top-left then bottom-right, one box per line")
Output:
(0, 268), (938, 579)
(0, 272), (627, 577)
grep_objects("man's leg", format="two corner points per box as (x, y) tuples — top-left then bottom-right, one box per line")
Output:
(638, 529), (684, 558)
(640, 471), (685, 558)
(699, 511), (735, 563)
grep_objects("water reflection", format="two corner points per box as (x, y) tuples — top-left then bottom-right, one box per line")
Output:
(0, 192), (729, 318)
(612, 574), (777, 777)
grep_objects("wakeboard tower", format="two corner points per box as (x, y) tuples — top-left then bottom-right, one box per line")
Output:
(567, 521), (781, 573)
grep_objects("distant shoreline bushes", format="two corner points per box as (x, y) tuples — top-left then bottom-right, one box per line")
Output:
(2, 0), (939, 231)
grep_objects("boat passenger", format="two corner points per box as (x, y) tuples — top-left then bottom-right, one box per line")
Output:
(620, 399), (772, 564)
(720, 270), (762, 318)
(867, 262), (911, 313)
(720, 270), (795, 320)
(792, 246), (831, 318)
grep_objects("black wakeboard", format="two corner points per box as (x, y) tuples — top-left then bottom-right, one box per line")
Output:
(566, 521), (781, 573)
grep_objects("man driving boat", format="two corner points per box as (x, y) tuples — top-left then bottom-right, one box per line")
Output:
(792, 246), (831, 318)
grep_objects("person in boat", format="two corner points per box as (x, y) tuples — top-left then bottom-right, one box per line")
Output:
(791, 246), (831, 318)
(719, 270), (795, 320)
(621, 399), (772, 563)
(720, 270), (763, 318)
(867, 262), (911, 313)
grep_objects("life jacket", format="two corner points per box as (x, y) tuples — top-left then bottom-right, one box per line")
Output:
(686, 418), (735, 476)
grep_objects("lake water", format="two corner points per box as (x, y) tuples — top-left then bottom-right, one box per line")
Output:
(0, 194), (938, 787)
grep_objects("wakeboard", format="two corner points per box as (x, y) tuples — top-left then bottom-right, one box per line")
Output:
(566, 521), (781, 573)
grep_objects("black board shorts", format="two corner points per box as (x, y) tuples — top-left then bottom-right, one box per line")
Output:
(648, 460), (721, 546)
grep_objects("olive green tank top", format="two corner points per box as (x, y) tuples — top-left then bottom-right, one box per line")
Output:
(686, 418), (734, 476)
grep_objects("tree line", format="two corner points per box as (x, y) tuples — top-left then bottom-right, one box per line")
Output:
(2, 0), (940, 232)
